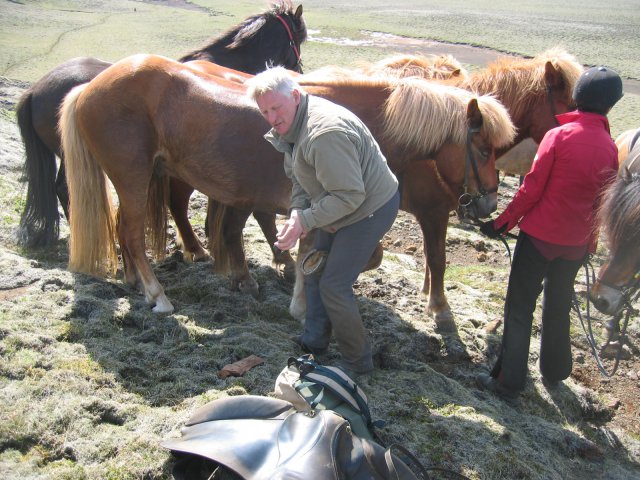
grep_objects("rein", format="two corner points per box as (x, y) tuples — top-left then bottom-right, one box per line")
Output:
(573, 260), (638, 377)
(276, 14), (302, 70)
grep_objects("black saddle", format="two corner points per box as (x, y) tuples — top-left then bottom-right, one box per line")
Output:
(162, 395), (422, 480)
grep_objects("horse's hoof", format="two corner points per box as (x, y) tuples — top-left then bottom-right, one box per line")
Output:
(239, 280), (259, 299)
(283, 264), (297, 283)
(433, 310), (456, 333)
(152, 299), (174, 315)
(193, 252), (212, 263)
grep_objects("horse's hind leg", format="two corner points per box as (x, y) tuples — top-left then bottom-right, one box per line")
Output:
(213, 206), (259, 297)
(56, 159), (70, 220)
(253, 211), (296, 281)
(168, 177), (210, 262)
(118, 191), (174, 314)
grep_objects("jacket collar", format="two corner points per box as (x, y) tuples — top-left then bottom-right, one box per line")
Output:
(556, 110), (611, 134)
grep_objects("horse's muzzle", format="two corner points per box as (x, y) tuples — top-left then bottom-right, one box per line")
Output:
(458, 192), (497, 221)
(590, 284), (625, 316)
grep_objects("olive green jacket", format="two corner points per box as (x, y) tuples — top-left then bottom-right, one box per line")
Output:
(265, 93), (398, 233)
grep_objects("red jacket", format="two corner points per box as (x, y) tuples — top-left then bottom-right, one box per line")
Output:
(495, 111), (618, 250)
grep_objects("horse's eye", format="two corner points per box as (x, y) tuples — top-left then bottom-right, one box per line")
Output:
(480, 148), (490, 158)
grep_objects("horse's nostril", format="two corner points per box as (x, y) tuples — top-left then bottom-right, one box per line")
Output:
(593, 297), (609, 313)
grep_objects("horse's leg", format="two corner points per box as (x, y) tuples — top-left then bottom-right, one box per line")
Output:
(253, 211), (297, 281)
(418, 209), (454, 330)
(400, 160), (455, 330)
(117, 190), (174, 314)
(56, 158), (70, 220)
(213, 206), (259, 297)
(168, 177), (210, 262)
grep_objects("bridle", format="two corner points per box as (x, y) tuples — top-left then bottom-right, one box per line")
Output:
(545, 85), (562, 127)
(276, 14), (303, 72)
(575, 260), (639, 377)
(458, 126), (497, 221)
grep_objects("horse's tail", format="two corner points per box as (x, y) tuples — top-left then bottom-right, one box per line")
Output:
(16, 90), (60, 248)
(60, 84), (118, 276)
(147, 168), (169, 260)
(207, 199), (231, 273)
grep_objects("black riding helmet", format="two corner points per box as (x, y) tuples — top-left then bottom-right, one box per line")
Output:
(573, 66), (624, 115)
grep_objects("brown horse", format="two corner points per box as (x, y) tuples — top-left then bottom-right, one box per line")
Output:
(589, 133), (640, 316)
(59, 55), (515, 314)
(173, 56), (469, 291)
(202, 49), (582, 326)
(16, 0), (306, 250)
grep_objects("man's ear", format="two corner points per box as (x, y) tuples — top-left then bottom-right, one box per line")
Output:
(292, 89), (301, 105)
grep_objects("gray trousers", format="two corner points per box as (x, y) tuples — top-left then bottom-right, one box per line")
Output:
(302, 190), (399, 372)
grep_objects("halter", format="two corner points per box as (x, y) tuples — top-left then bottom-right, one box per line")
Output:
(458, 126), (497, 220)
(576, 260), (639, 377)
(276, 14), (302, 71)
(545, 85), (561, 127)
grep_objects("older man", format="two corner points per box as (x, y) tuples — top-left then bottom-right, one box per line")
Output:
(246, 67), (399, 376)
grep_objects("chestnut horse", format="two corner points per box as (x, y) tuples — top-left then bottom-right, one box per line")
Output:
(16, 0), (305, 249)
(59, 55), (515, 314)
(589, 133), (640, 316)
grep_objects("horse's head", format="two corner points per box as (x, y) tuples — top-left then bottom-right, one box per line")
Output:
(179, 2), (307, 74)
(590, 256), (640, 316)
(590, 151), (640, 315)
(468, 48), (583, 151)
(457, 97), (516, 221)
(269, 3), (307, 73)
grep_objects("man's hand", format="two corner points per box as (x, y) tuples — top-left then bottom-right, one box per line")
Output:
(275, 210), (305, 251)
(479, 220), (507, 239)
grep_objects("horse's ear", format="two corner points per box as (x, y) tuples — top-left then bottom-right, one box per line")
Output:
(295, 5), (303, 18)
(622, 165), (632, 183)
(451, 68), (462, 77)
(467, 98), (483, 130)
(544, 61), (563, 89)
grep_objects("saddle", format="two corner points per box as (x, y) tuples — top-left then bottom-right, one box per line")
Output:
(161, 395), (421, 480)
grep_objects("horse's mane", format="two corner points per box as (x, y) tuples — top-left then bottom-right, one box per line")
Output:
(598, 154), (640, 254)
(383, 78), (516, 154)
(298, 66), (393, 88)
(298, 68), (515, 155)
(179, 1), (306, 60)
(360, 53), (469, 81)
(462, 47), (584, 121)
(229, 1), (307, 49)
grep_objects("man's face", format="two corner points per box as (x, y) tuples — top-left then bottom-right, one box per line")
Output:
(256, 89), (301, 135)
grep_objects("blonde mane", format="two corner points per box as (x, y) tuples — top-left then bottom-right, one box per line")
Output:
(463, 47), (584, 122)
(361, 53), (469, 81)
(383, 78), (516, 155)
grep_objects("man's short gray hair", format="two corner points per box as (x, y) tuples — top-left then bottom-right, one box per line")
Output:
(245, 66), (301, 102)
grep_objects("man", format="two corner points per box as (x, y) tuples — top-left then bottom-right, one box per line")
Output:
(245, 67), (399, 376)
(477, 67), (623, 398)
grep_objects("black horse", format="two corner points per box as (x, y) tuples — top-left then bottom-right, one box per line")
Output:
(16, 1), (306, 249)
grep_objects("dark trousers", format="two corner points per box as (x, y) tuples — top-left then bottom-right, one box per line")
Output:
(491, 232), (584, 391)
(302, 190), (399, 372)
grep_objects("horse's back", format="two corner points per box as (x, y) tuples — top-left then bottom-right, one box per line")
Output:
(615, 127), (640, 170)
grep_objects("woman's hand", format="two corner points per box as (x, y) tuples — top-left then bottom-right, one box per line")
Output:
(275, 210), (305, 251)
